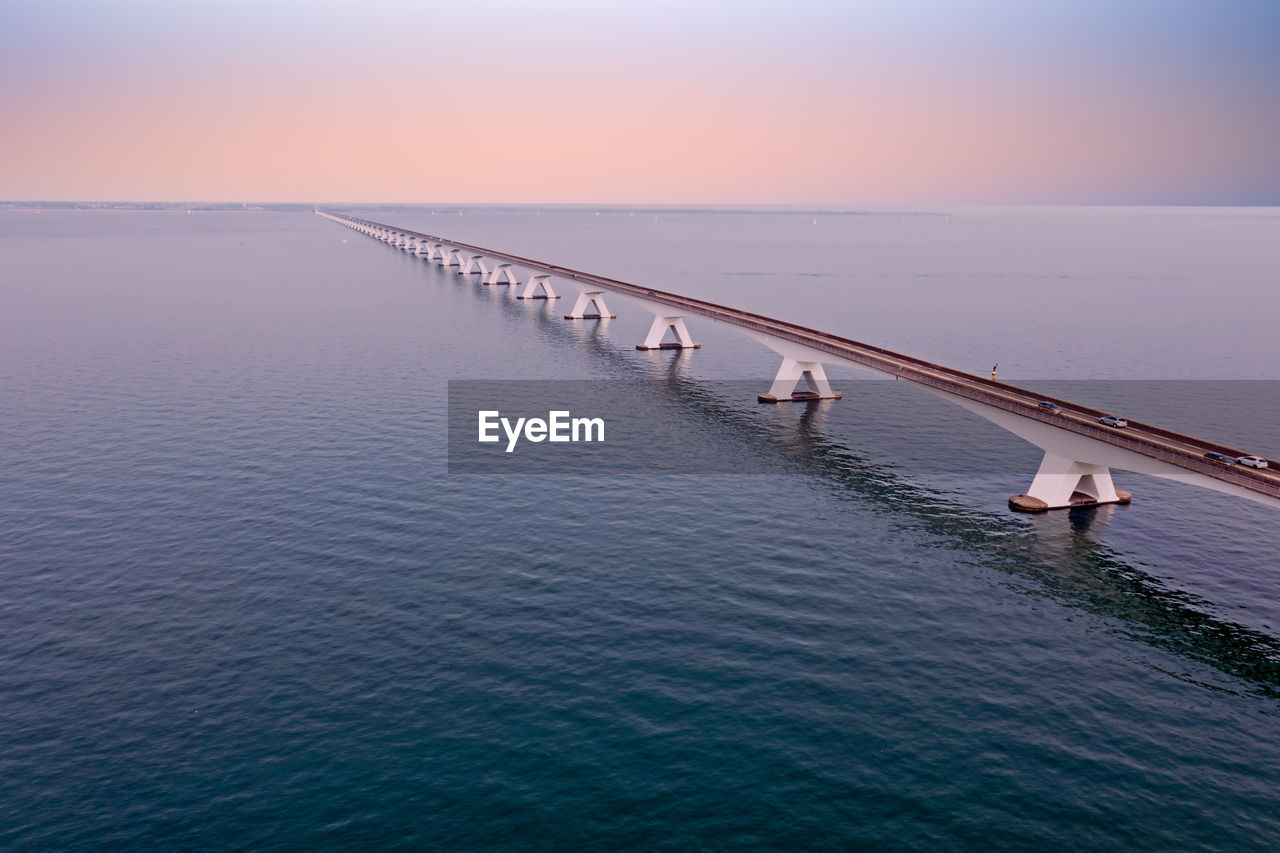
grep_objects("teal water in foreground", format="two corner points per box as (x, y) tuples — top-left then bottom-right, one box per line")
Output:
(1, 207), (1278, 850)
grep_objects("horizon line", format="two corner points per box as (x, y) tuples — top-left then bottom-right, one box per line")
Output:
(5, 199), (1279, 210)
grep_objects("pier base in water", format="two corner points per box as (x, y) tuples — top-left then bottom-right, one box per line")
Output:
(564, 291), (615, 320)
(1010, 489), (1132, 512)
(517, 275), (559, 300)
(757, 358), (840, 403)
(1010, 452), (1131, 512)
(636, 315), (699, 350)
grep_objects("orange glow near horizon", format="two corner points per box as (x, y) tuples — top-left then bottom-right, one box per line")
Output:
(3, 1), (1278, 204)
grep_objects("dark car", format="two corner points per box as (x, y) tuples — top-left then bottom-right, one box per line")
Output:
(1037, 401), (1062, 414)
(1204, 452), (1235, 465)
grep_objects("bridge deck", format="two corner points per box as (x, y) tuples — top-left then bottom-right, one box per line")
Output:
(331, 214), (1280, 503)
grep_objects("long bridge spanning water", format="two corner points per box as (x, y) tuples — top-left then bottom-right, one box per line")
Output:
(319, 211), (1280, 513)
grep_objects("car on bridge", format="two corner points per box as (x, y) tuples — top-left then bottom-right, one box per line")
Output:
(1204, 452), (1235, 465)
(1237, 455), (1269, 469)
(1037, 401), (1062, 414)
(1099, 415), (1128, 428)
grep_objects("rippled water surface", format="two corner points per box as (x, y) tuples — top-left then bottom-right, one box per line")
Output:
(1, 207), (1278, 850)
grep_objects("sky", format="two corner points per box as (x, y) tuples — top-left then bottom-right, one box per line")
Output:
(2, 0), (1278, 205)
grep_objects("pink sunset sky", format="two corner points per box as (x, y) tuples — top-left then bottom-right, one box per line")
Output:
(3, 0), (1278, 205)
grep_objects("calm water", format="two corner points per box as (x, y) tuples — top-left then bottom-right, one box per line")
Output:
(1, 207), (1278, 850)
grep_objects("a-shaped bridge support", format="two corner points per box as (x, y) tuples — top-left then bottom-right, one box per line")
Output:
(462, 255), (489, 275)
(517, 275), (560, 300)
(444, 248), (466, 267)
(637, 315), (700, 350)
(484, 264), (520, 286)
(1010, 452), (1132, 512)
(757, 358), (842, 403)
(564, 291), (615, 320)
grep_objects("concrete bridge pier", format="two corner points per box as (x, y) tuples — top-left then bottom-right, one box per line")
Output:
(517, 275), (560, 300)
(637, 315), (699, 350)
(462, 255), (490, 275)
(564, 291), (615, 319)
(484, 264), (521, 286)
(444, 248), (466, 268)
(757, 358), (842, 403)
(1010, 452), (1132, 512)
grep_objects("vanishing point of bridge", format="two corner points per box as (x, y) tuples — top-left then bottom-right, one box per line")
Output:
(318, 212), (1280, 514)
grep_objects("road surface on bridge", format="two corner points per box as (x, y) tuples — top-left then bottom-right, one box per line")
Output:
(331, 214), (1280, 504)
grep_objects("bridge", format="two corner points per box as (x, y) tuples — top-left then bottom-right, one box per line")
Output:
(318, 211), (1280, 513)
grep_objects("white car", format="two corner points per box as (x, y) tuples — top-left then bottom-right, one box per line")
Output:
(1236, 455), (1269, 469)
(1099, 415), (1128, 428)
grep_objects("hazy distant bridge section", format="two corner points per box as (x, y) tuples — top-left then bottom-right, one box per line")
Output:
(318, 211), (1280, 514)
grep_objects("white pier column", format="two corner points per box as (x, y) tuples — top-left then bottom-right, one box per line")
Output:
(1010, 452), (1130, 512)
(462, 255), (490, 275)
(564, 291), (615, 319)
(517, 275), (560, 299)
(444, 248), (465, 267)
(757, 358), (841, 403)
(484, 264), (521, 286)
(636, 316), (699, 350)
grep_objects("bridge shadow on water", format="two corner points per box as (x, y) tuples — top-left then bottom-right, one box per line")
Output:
(421, 251), (1280, 702)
